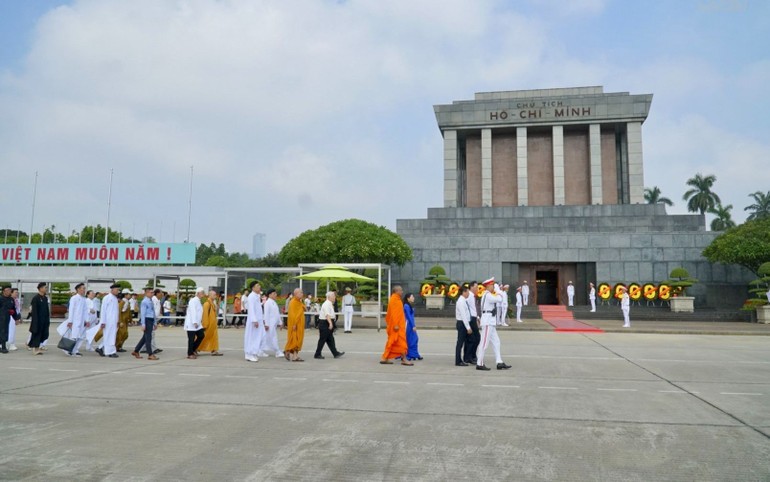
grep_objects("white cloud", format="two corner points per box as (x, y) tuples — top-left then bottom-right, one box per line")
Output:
(0, 0), (767, 253)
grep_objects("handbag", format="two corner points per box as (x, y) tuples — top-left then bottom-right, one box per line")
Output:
(57, 328), (77, 352)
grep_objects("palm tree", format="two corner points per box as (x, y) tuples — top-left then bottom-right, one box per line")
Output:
(709, 203), (736, 231)
(745, 191), (770, 221)
(644, 186), (673, 206)
(683, 173), (721, 215)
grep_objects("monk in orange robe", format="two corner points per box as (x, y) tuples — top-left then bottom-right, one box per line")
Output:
(284, 288), (305, 362)
(198, 290), (222, 356)
(380, 285), (412, 365)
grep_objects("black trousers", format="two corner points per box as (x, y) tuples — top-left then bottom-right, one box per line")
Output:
(134, 319), (155, 354)
(187, 329), (204, 356)
(0, 320), (8, 345)
(29, 319), (50, 348)
(456, 320), (471, 364)
(464, 318), (480, 363)
(315, 323), (340, 357)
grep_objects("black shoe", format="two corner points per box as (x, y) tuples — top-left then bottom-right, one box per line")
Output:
(455, 362), (468, 366)
(476, 365), (491, 371)
(334, 352), (345, 359)
(96, 347), (105, 357)
(0, 348), (8, 354)
(497, 363), (511, 370)
(471, 358), (478, 364)
(140, 350), (148, 354)
(314, 355), (325, 359)
(117, 349), (126, 353)
(153, 349), (162, 354)
(108, 354), (119, 358)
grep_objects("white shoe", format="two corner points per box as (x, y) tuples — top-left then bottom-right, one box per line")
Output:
(590, 310), (596, 313)
(245, 356), (258, 362)
(276, 352), (284, 358)
(501, 322), (509, 327)
(622, 324), (630, 328)
(517, 320), (522, 323)
(9, 344), (18, 351)
(257, 352), (268, 357)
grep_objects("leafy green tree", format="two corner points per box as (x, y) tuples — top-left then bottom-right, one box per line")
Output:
(745, 191), (770, 221)
(278, 219), (413, 266)
(643, 186), (673, 206)
(666, 267), (698, 296)
(51, 282), (71, 305)
(179, 278), (197, 293)
(115, 280), (133, 291)
(709, 203), (736, 231)
(702, 217), (770, 274)
(683, 173), (721, 215)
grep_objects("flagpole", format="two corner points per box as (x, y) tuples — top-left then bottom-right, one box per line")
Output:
(30, 171), (38, 243)
(186, 165), (193, 243)
(105, 168), (114, 244)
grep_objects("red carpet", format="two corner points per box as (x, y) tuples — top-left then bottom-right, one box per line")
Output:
(539, 305), (604, 333)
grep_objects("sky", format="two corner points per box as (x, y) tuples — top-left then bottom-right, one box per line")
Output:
(0, 0), (768, 254)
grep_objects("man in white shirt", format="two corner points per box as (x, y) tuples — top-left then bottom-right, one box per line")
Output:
(455, 286), (472, 366)
(589, 282), (597, 312)
(620, 286), (631, 328)
(521, 280), (530, 305)
(96, 284), (121, 358)
(567, 281), (575, 307)
(476, 279), (511, 371)
(515, 286), (523, 323)
(314, 291), (344, 359)
(244, 281), (264, 362)
(184, 287), (205, 359)
(341, 287), (356, 333)
(464, 281), (480, 365)
(128, 294), (138, 322)
(84, 290), (100, 351)
(260, 289), (284, 358)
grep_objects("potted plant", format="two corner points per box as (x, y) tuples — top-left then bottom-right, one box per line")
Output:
(748, 262), (770, 323)
(50, 282), (71, 318)
(667, 267), (698, 313)
(421, 265), (452, 310)
(357, 270), (386, 317)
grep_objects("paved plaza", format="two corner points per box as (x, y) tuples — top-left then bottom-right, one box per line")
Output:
(2, 324), (769, 481)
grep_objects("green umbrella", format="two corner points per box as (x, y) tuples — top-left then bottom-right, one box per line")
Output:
(295, 267), (373, 282)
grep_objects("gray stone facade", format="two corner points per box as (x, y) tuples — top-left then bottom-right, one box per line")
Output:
(393, 204), (753, 308)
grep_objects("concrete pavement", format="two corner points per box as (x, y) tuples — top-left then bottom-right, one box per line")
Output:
(1, 324), (769, 481)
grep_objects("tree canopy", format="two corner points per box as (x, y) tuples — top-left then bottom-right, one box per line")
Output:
(683, 173), (721, 215)
(745, 191), (770, 221)
(709, 203), (736, 231)
(643, 186), (673, 206)
(278, 219), (413, 266)
(702, 217), (770, 274)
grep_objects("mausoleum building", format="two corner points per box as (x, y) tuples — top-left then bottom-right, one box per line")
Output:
(394, 87), (751, 307)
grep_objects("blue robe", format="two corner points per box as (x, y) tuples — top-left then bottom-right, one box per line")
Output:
(404, 303), (421, 360)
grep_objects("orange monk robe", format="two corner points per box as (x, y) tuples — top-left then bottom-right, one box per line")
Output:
(381, 293), (408, 359)
(284, 297), (306, 353)
(198, 300), (220, 352)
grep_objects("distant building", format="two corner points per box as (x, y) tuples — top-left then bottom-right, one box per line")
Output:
(251, 233), (266, 259)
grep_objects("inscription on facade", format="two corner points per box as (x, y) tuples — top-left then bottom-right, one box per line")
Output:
(489, 106), (592, 121)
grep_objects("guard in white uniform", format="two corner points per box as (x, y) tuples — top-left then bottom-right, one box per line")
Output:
(567, 281), (575, 307)
(499, 284), (510, 326)
(589, 282), (596, 312)
(342, 287), (355, 333)
(620, 286), (630, 328)
(515, 287), (523, 323)
(243, 281), (264, 362)
(521, 280), (530, 305)
(476, 278), (511, 371)
(260, 289), (284, 358)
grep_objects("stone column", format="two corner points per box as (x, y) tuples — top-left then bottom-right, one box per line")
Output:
(481, 128), (492, 207)
(627, 122), (644, 204)
(516, 127), (528, 205)
(552, 125), (565, 205)
(589, 123), (603, 204)
(443, 129), (458, 208)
